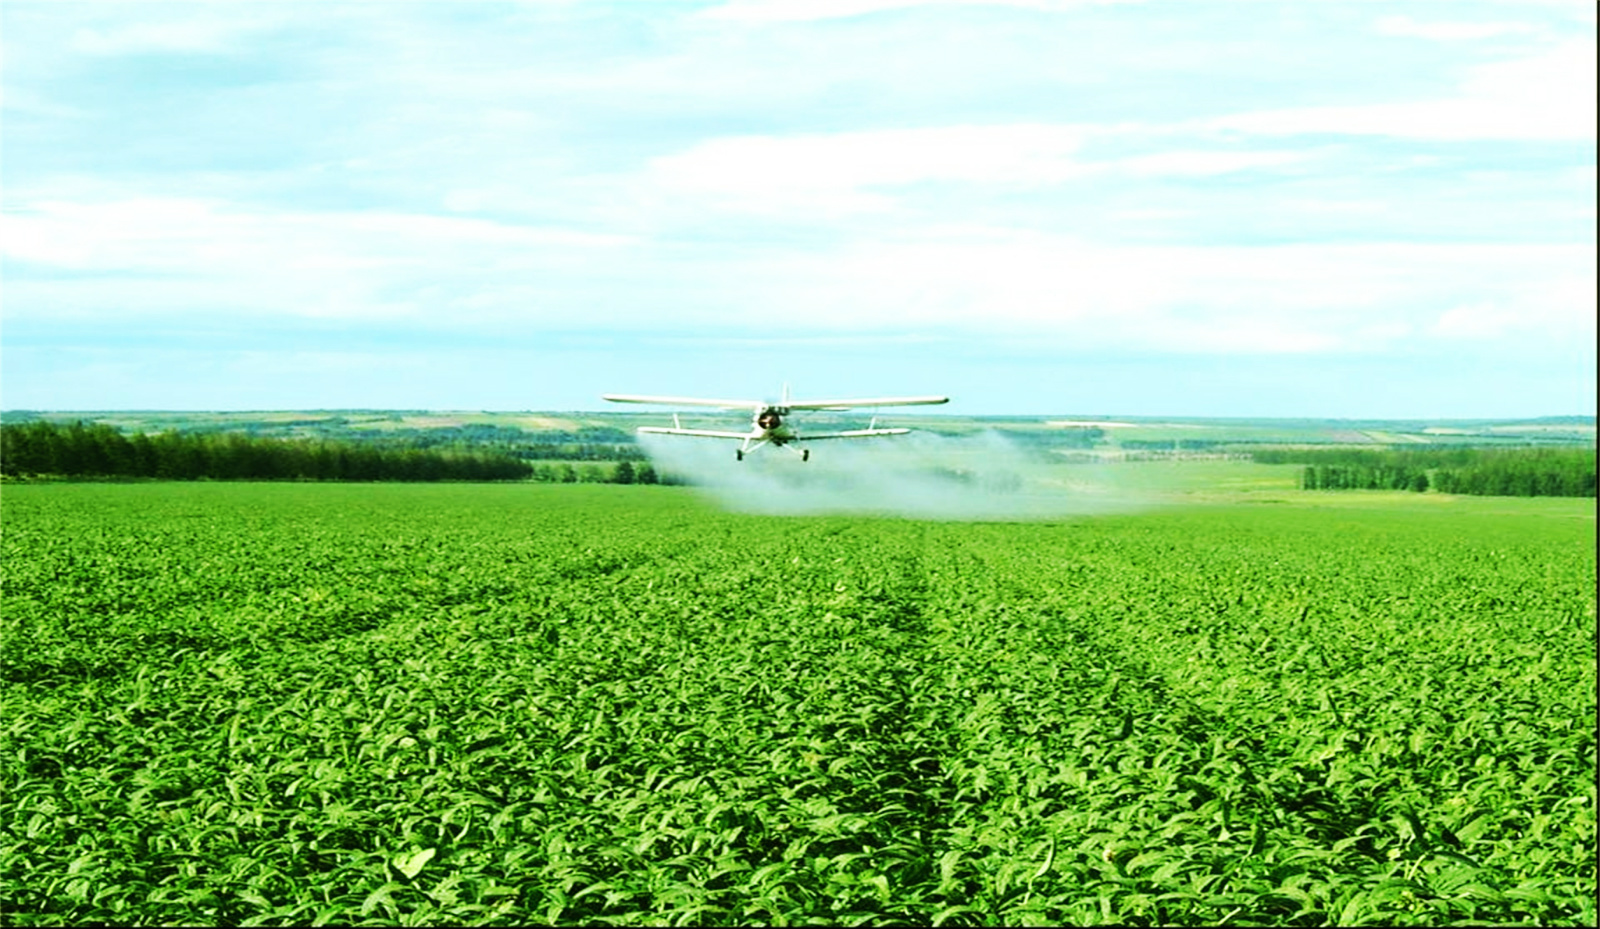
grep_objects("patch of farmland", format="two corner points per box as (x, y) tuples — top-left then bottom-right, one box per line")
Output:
(2, 484), (1594, 925)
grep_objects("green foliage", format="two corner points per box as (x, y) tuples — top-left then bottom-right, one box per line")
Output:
(1256, 447), (1484, 468)
(1263, 447), (1596, 497)
(2, 485), (1594, 926)
(0, 421), (531, 482)
(1301, 464), (1432, 492)
(526, 461), (673, 485)
(1431, 449), (1596, 498)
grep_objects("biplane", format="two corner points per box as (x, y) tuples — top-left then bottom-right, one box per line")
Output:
(602, 385), (948, 460)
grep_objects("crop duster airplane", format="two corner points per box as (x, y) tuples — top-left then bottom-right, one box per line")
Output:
(603, 385), (949, 460)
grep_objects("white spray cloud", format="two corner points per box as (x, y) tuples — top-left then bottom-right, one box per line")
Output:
(638, 428), (1148, 520)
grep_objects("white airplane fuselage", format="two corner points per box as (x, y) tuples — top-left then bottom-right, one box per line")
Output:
(753, 407), (796, 444)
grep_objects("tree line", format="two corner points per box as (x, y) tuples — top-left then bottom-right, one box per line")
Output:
(1255, 446), (1502, 468)
(1258, 447), (1596, 497)
(0, 420), (532, 482)
(1300, 464), (1432, 492)
(524, 460), (682, 485)
(394, 425), (649, 461)
(1429, 449), (1595, 497)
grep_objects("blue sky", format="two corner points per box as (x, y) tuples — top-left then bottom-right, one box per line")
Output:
(2, 0), (1594, 416)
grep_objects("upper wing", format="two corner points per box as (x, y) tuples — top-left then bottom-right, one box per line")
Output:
(637, 426), (752, 440)
(794, 428), (911, 441)
(604, 394), (763, 410)
(784, 395), (949, 411)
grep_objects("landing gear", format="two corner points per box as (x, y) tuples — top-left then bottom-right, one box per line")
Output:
(802, 449), (810, 462)
(736, 449), (744, 461)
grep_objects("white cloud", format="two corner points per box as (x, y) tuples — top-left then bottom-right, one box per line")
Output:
(1212, 38), (1597, 141)
(1432, 274), (1598, 340)
(649, 125), (1309, 215)
(0, 85), (89, 120)
(0, 198), (634, 322)
(700, 0), (1133, 22)
(1433, 301), (1519, 338)
(649, 124), (1088, 214)
(67, 13), (280, 56)
(703, 0), (943, 19)
(1374, 15), (1540, 42)
(711, 232), (1595, 354)
(1109, 150), (1307, 177)
(8, 197), (1588, 357)
(1, 198), (629, 271)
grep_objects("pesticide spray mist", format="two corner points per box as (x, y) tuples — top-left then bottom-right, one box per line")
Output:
(638, 430), (1151, 520)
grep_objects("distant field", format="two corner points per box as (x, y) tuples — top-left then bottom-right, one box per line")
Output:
(3, 482), (1593, 925)
(4, 409), (1593, 452)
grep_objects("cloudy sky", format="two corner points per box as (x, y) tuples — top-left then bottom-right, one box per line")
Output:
(2, 0), (1594, 416)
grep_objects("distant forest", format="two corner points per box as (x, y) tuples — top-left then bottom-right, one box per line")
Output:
(366, 423), (649, 462)
(0, 414), (650, 462)
(1253, 447), (1596, 497)
(0, 420), (681, 485)
(0, 421), (532, 482)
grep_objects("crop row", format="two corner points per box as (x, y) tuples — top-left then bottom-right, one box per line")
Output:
(3, 484), (1594, 925)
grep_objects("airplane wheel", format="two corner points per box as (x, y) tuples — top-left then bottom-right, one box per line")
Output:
(736, 449), (744, 461)
(802, 450), (810, 462)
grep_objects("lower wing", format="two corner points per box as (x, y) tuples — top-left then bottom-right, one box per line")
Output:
(795, 428), (911, 440)
(637, 426), (753, 440)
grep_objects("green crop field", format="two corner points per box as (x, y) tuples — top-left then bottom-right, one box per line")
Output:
(3, 483), (1594, 926)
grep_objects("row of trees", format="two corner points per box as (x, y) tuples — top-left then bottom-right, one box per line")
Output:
(525, 460), (683, 485)
(1281, 447), (1594, 497)
(0, 421), (532, 482)
(1301, 465), (1431, 492)
(1431, 452), (1595, 497)
(516, 443), (649, 462)
(397, 425), (648, 461)
(1256, 446), (1493, 468)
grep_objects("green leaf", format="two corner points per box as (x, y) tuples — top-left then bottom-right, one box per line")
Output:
(1453, 813), (1492, 844)
(1247, 822), (1266, 858)
(1031, 836), (1056, 880)
(1399, 809), (1428, 848)
(360, 882), (405, 917)
(932, 905), (980, 926)
(393, 847), (437, 880)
